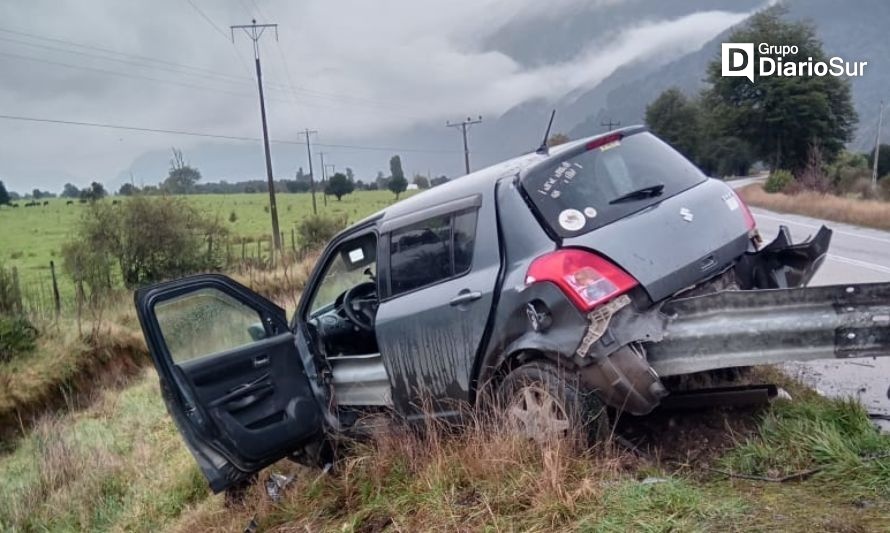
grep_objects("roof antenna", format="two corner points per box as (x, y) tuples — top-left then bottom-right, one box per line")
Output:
(536, 109), (556, 154)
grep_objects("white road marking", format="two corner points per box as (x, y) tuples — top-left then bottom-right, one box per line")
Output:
(753, 211), (890, 246)
(826, 254), (890, 275)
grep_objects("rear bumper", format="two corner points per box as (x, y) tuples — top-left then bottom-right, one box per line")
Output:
(735, 225), (832, 289)
(575, 225), (837, 415)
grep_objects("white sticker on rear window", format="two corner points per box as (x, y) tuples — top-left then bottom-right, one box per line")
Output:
(584, 207), (598, 218)
(348, 248), (364, 263)
(558, 209), (586, 231)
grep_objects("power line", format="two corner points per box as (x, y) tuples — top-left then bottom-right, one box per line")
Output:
(183, 0), (231, 40)
(0, 24), (427, 117)
(0, 113), (465, 153)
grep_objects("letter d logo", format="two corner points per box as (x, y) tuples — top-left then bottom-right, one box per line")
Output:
(722, 43), (754, 83)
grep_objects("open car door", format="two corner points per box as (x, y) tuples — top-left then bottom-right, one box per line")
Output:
(135, 274), (326, 493)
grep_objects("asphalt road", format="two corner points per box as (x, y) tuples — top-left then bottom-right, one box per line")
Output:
(737, 190), (890, 429)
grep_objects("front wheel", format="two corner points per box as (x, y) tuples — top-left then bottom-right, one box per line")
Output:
(498, 360), (610, 444)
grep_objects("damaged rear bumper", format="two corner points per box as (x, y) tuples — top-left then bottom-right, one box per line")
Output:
(575, 225), (863, 415)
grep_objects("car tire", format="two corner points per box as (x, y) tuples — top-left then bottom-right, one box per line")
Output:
(498, 360), (610, 444)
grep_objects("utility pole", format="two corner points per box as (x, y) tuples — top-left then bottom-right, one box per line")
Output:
(600, 118), (621, 131)
(232, 19), (282, 249)
(318, 152), (329, 206)
(446, 115), (483, 175)
(873, 100), (885, 188)
(298, 129), (318, 215)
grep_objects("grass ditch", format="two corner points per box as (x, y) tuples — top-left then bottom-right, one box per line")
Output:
(1, 367), (888, 531)
(738, 183), (890, 231)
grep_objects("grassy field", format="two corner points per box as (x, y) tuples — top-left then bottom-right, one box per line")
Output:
(0, 190), (406, 304)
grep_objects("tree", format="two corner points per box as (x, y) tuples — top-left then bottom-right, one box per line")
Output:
(645, 88), (701, 161)
(118, 183), (139, 196)
(868, 144), (890, 180)
(431, 175), (450, 187)
(413, 175), (430, 189)
(163, 148), (202, 194)
(325, 172), (355, 201)
(704, 7), (857, 172)
(61, 183), (80, 198)
(388, 174), (408, 200)
(80, 181), (107, 202)
(62, 196), (228, 288)
(0, 181), (9, 206)
(547, 133), (571, 147)
(389, 155), (405, 182)
(32, 189), (43, 200)
(345, 167), (355, 182)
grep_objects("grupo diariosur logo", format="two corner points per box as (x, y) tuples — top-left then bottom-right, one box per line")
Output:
(722, 42), (867, 83)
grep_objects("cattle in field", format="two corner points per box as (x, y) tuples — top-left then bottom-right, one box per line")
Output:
(66, 200), (74, 205)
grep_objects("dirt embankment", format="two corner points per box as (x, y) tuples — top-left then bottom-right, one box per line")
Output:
(0, 325), (149, 443)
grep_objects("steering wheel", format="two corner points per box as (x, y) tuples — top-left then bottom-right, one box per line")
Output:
(341, 281), (377, 332)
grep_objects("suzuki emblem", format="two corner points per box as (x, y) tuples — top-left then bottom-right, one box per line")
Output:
(680, 208), (694, 222)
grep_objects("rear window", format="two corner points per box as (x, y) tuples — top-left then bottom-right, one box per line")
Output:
(522, 131), (706, 237)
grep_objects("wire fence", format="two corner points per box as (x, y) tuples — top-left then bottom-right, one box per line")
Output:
(7, 230), (315, 323)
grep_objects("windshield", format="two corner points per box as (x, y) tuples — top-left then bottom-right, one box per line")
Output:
(309, 234), (377, 316)
(522, 131), (707, 237)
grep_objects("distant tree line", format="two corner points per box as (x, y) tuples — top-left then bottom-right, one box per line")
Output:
(1, 147), (454, 205)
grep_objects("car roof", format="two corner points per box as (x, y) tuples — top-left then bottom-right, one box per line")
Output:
(342, 126), (645, 233)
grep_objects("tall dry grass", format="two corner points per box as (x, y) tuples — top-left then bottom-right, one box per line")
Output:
(739, 183), (890, 230)
(170, 407), (745, 532)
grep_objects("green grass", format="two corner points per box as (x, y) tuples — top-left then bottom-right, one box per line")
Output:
(1, 366), (889, 531)
(0, 190), (407, 304)
(0, 371), (207, 531)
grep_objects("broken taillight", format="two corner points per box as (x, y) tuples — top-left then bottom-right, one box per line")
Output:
(525, 249), (638, 312)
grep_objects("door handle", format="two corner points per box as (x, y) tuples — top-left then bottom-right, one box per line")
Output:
(450, 290), (482, 306)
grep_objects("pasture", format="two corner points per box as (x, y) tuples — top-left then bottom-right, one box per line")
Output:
(0, 190), (407, 305)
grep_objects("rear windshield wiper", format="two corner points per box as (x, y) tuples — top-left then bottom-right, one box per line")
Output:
(608, 183), (665, 204)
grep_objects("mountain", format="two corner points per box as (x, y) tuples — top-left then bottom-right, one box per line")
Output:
(568, 0), (890, 150)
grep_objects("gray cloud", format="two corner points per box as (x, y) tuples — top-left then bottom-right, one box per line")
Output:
(0, 0), (755, 192)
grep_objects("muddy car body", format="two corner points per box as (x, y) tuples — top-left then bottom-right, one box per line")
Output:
(137, 126), (845, 491)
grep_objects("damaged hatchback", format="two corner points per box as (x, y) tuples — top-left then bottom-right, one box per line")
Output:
(137, 126), (879, 493)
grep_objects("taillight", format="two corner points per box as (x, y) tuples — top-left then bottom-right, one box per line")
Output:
(732, 189), (757, 232)
(525, 249), (638, 312)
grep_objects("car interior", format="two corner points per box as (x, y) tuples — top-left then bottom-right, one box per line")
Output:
(303, 233), (391, 406)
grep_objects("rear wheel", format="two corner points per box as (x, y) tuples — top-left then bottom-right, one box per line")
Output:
(498, 360), (610, 444)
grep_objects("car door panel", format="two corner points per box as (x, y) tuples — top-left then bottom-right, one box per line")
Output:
(375, 190), (501, 414)
(135, 274), (325, 492)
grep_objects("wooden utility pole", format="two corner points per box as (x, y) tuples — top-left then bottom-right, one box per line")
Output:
(232, 19), (282, 249)
(298, 128), (318, 215)
(873, 100), (885, 188)
(600, 118), (621, 131)
(446, 115), (483, 174)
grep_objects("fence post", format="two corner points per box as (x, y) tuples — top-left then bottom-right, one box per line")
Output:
(11, 266), (22, 314)
(50, 261), (61, 319)
(290, 228), (296, 253)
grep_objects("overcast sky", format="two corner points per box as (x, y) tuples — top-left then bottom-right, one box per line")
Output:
(0, 0), (757, 193)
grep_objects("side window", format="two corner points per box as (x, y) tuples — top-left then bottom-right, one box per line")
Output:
(453, 211), (476, 275)
(389, 209), (478, 297)
(155, 288), (266, 363)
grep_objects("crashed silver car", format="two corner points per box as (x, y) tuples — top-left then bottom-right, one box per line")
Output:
(136, 126), (884, 492)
